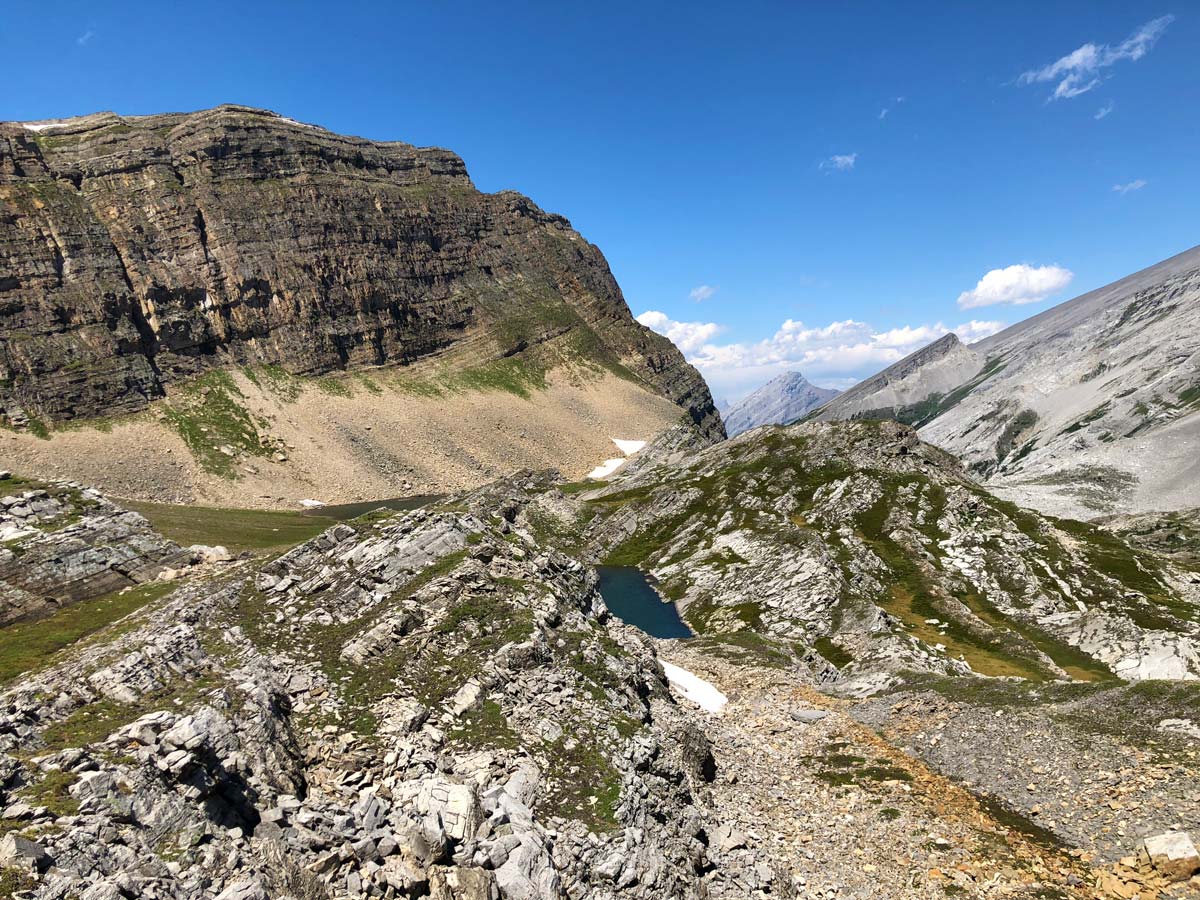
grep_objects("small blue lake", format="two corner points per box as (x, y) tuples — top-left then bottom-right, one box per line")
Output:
(596, 566), (693, 639)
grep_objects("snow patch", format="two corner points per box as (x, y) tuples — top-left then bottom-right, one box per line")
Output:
(299, 499), (326, 509)
(277, 116), (319, 130)
(586, 458), (626, 480)
(584, 437), (647, 480)
(22, 122), (68, 133)
(660, 661), (728, 714)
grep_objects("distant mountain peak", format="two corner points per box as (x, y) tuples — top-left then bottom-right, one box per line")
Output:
(724, 370), (839, 436)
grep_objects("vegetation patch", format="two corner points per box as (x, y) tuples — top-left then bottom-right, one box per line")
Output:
(995, 409), (1038, 464)
(0, 866), (35, 896)
(974, 792), (1067, 850)
(124, 499), (334, 554)
(314, 375), (353, 397)
(813, 636), (855, 668)
(39, 672), (223, 752)
(20, 768), (80, 817)
(243, 364), (303, 402)
(687, 630), (793, 669)
(537, 729), (623, 832)
(808, 740), (913, 788)
(0, 581), (178, 686)
(1059, 402), (1110, 435)
(163, 370), (274, 477)
(448, 699), (520, 750)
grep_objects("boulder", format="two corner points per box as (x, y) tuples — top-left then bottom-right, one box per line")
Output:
(0, 833), (48, 868)
(1143, 832), (1200, 882)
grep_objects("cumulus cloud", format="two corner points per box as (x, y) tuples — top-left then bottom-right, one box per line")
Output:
(1112, 179), (1147, 194)
(636, 310), (724, 353)
(1018, 16), (1174, 100)
(689, 284), (718, 302)
(1095, 101), (1115, 119)
(636, 311), (1005, 401)
(956, 263), (1074, 310)
(821, 153), (858, 172)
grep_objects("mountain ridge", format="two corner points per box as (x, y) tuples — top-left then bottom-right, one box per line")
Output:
(815, 244), (1200, 517)
(0, 104), (722, 441)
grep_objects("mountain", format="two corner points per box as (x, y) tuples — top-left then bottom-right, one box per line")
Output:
(562, 419), (1200, 687)
(815, 245), (1200, 518)
(4, 429), (1198, 898)
(0, 106), (722, 505)
(721, 371), (839, 436)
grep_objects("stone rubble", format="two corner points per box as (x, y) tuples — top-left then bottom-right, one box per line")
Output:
(0, 478), (762, 899)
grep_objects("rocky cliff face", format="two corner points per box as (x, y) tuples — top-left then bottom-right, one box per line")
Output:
(722, 371), (838, 436)
(814, 246), (1200, 517)
(0, 106), (722, 441)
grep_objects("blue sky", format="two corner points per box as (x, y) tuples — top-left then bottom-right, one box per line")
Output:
(3, 2), (1196, 402)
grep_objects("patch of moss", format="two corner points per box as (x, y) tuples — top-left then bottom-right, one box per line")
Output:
(813, 636), (855, 668)
(39, 672), (222, 751)
(21, 769), (79, 816)
(1059, 402), (1110, 435)
(975, 793), (1067, 850)
(808, 741), (913, 788)
(314, 375), (353, 398)
(254, 364), (303, 402)
(537, 730), (623, 832)
(996, 409), (1038, 463)
(447, 699), (519, 749)
(445, 355), (549, 399)
(0, 867), (35, 896)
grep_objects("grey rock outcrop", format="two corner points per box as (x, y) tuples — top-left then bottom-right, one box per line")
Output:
(0, 476), (756, 899)
(0, 479), (194, 625)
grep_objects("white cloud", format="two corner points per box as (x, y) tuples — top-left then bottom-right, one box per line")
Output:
(76, 29), (95, 46)
(636, 310), (724, 354)
(1094, 101), (1115, 119)
(878, 97), (906, 119)
(1112, 178), (1147, 194)
(956, 263), (1074, 310)
(821, 153), (857, 172)
(1018, 16), (1174, 101)
(957, 319), (1009, 343)
(689, 284), (718, 302)
(637, 310), (1005, 401)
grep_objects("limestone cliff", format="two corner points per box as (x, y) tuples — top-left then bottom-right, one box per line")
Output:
(0, 105), (722, 441)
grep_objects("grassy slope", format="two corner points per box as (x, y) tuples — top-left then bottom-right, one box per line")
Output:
(575, 424), (1189, 682)
(123, 500), (334, 554)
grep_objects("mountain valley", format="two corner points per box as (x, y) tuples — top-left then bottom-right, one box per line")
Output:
(1, 107), (1199, 900)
